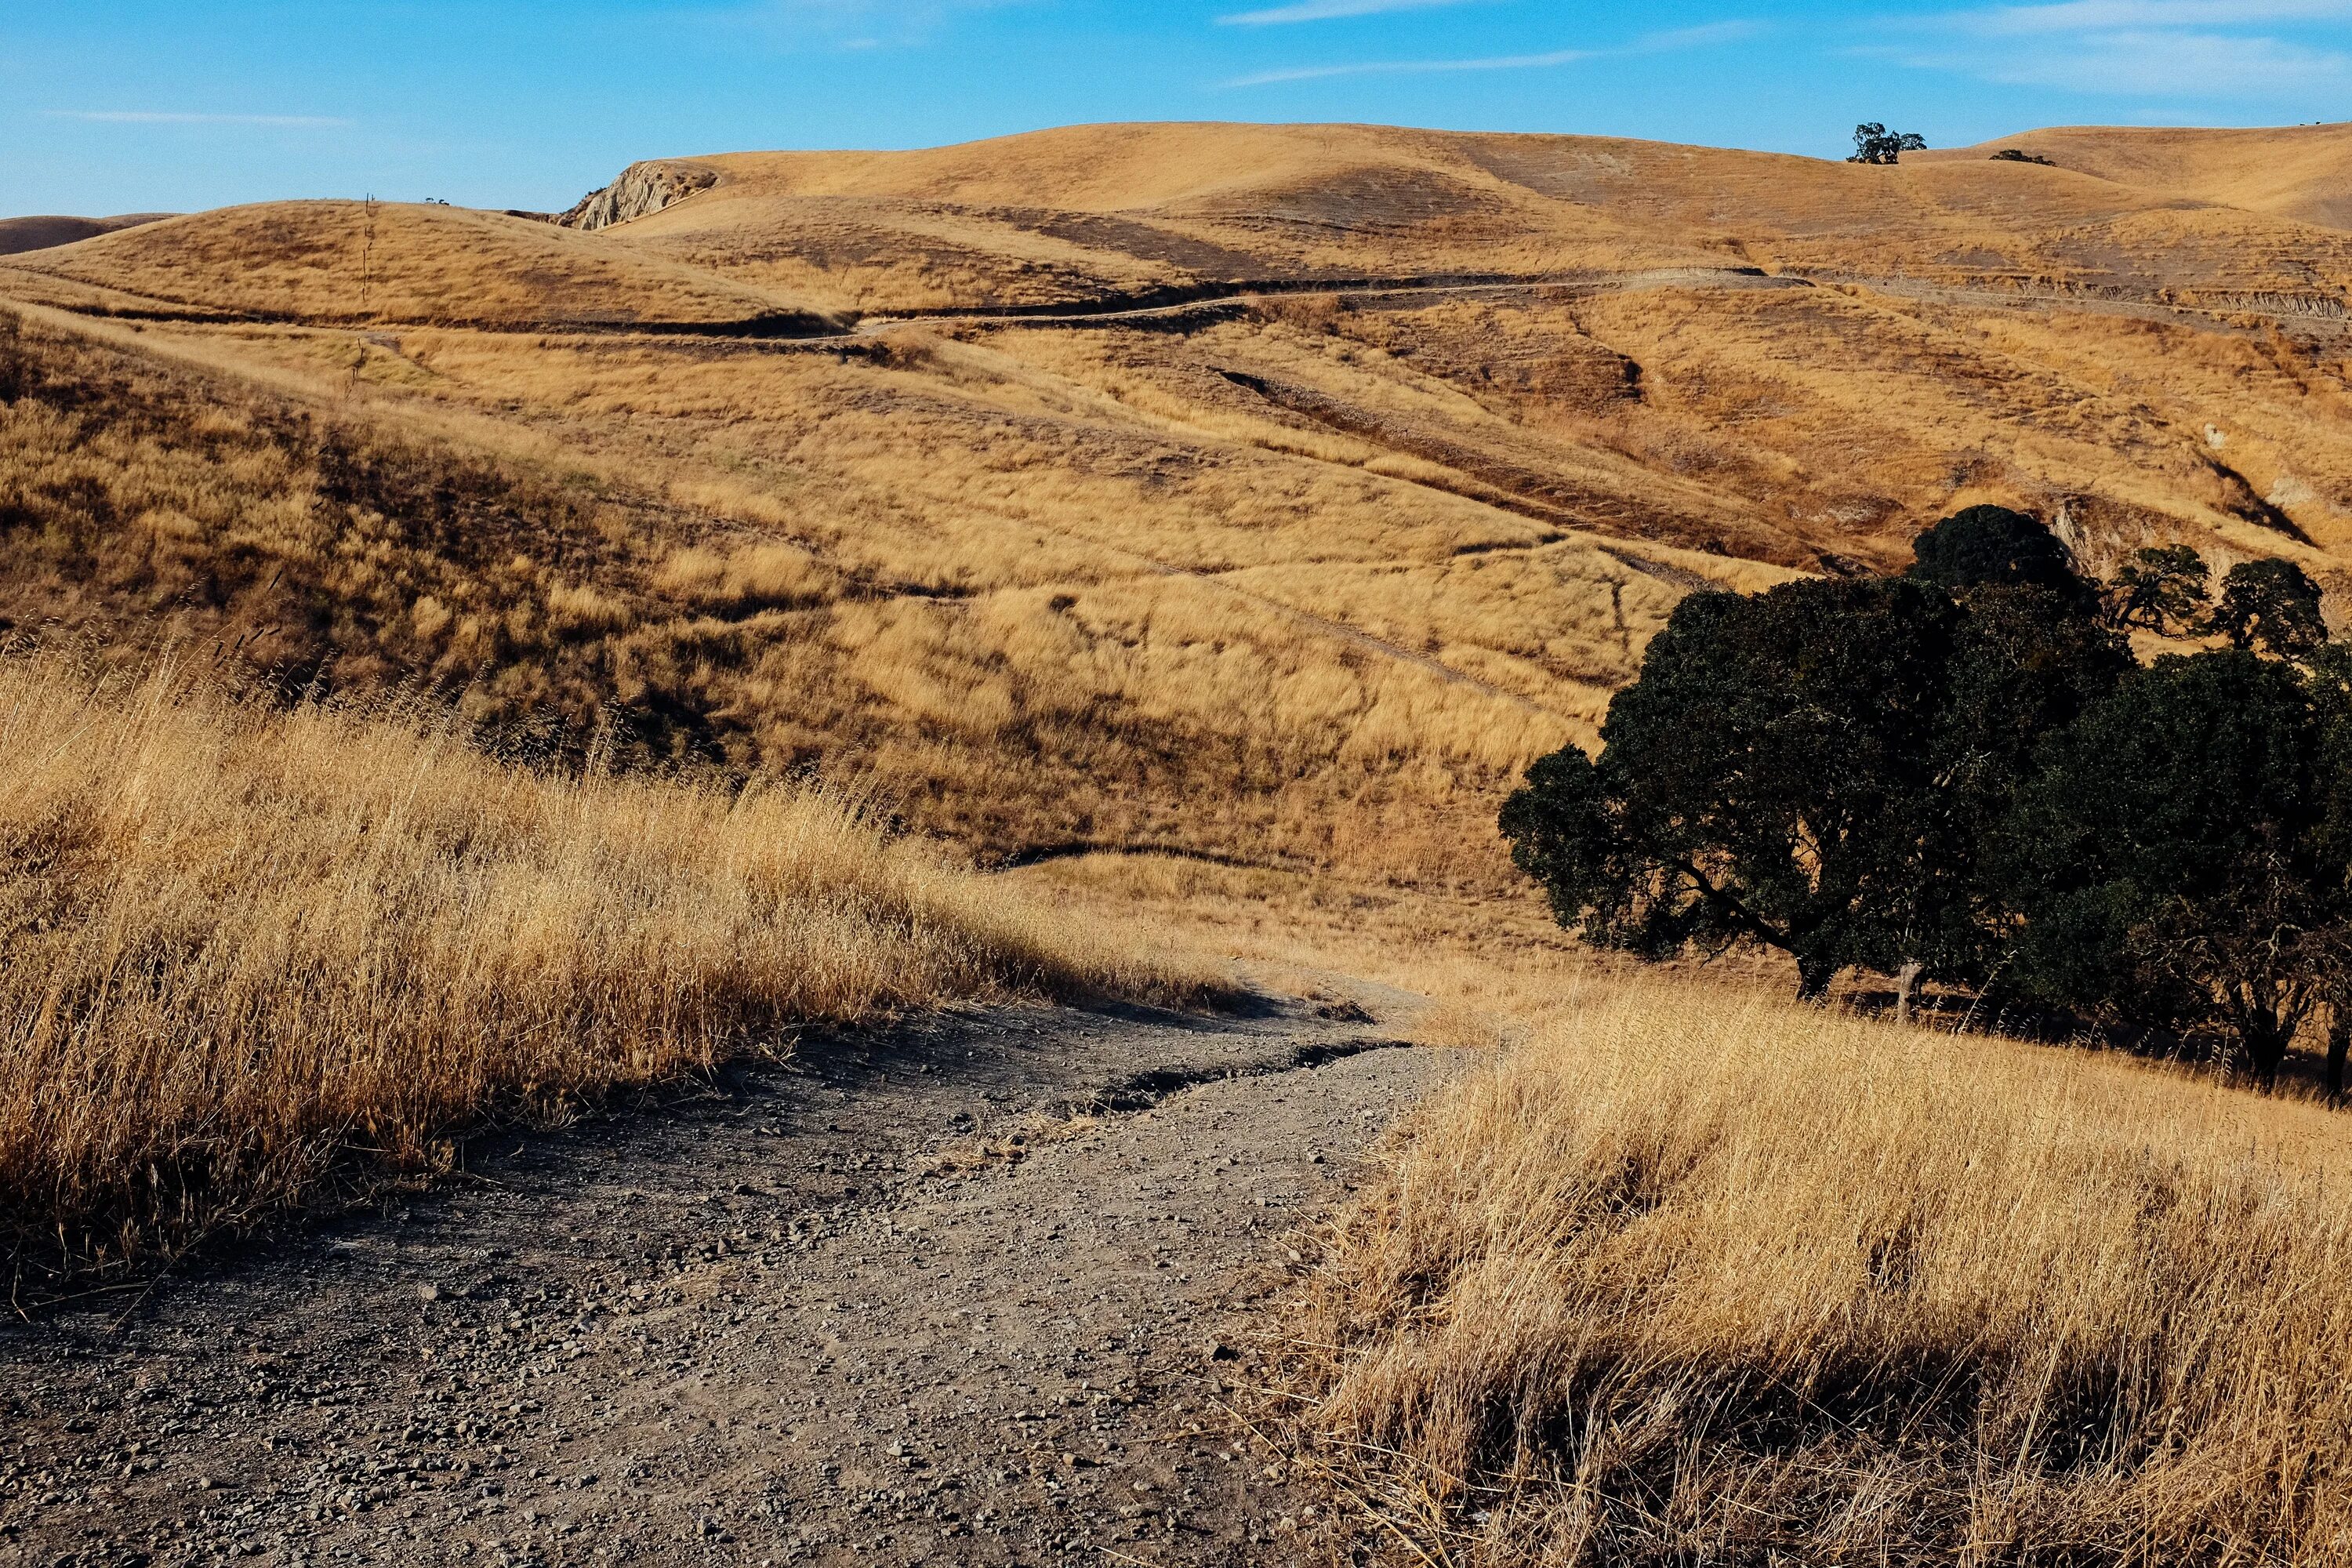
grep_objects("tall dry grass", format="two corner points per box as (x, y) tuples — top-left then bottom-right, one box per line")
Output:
(1294, 978), (2352, 1566)
(0, 308), (1625, 893)
(0, 652), (1171, 1290)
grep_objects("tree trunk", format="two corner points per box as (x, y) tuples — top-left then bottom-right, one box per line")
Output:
(2242, 1010), (2289, 1090)
(2328, 1005), (2349, 1105)
(1893, 959), (1924, 1028)
(1795, 953), (1838, 1002)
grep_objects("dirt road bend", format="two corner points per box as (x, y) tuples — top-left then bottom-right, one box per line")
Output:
(0, 991), (1460, 1568)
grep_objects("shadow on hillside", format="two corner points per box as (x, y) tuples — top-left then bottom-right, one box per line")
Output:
(1839, 979), (2350, 1105)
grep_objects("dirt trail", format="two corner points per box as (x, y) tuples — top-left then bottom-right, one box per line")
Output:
(47, 260), (2347, 346)
(0, 984), (1459, 1568)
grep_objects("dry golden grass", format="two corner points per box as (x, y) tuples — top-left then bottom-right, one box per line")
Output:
(12, 122), (2352, 901)
(0, 304), (1657, 891)
(6, 201), (825, 328)
(612, 122), (2352, 314)
(1928, 122), (2352, 230)
(1290, 976), (2352, 1566)
(0, 651), (1179, 1289)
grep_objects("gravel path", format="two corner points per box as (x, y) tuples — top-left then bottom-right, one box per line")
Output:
(0, 988), (1457, 1568)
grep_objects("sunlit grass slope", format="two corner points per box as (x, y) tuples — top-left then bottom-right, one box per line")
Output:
(1932, 122), (2352, 230)
(622, 122), (2352, 313)
(1295, 978), (2352, 1566)
(2, 304), (1691, 891)
(0, 652), (1174, 1287)
(3, 200), (829, 328)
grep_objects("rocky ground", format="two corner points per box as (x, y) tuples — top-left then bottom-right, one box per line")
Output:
(0, 986), (1458, 1568)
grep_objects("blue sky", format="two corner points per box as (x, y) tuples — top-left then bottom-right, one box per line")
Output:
(5, 1), (2350, 217)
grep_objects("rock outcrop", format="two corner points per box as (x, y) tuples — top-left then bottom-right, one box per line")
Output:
(557, 161), (718, 231)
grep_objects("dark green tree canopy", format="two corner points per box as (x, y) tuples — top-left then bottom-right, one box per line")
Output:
(1997, 652), (2337, 1079)
(1929, 584), (2137, 946)
(2306, 643), (2352, 871)
(1504, 530), (2352, 1073)
(2108, 544), (2210, 635)
(2212, 557), (2327, 657)
(0, 312), (21, 407)
(1849, 124), (1928, 165)
(2301, 644), (2352, 1094)
(1501, 575), (2126, 998)
(1907, 505), (2093, 609)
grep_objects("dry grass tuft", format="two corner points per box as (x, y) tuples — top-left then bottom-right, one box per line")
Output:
(1294, 978), (2352, 1565)
(0, 652), (1180, 1289)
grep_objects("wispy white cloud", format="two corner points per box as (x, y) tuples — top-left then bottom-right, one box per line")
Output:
(1955, 0), (2352, 31)
(1219, 0), (1475, 27)
(1894, 0), (2352, 93)
(44, 110), (353, 127)
(1228, 20), (1756, 88)
(1630, 20), (1767, 51)
(1917, 27), (2350, 88)
(696, 0), (1022, 50)
(1232, 46), (1590, 85)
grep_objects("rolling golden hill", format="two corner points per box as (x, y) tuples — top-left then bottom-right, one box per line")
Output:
(1931, 120), (2352, 230)
(616, 122), (2352, 307)
(6, 119), (2352, 905)
(0, 212), (172, 257)
(5, 200), (836, 330)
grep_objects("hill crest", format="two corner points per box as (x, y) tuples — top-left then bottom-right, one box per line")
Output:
(0, 212), (173, 258)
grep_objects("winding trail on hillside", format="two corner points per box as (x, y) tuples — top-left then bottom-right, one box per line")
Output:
(0, 985), (1461, 1567)
(29, 259), (2344, 347)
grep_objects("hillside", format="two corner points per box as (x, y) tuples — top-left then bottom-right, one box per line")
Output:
(0, 212), (171, 257)
(620, 123), (2352, 310)
(7, 120), (2352, 900)
(1930, 121), (2352, 230)
(4, 201), (834, 330)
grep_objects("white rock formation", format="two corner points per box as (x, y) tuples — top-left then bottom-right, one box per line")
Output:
(559, 162), (718, 231)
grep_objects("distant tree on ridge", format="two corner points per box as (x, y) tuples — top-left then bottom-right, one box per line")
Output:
(1850, 124), (1928, 165)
